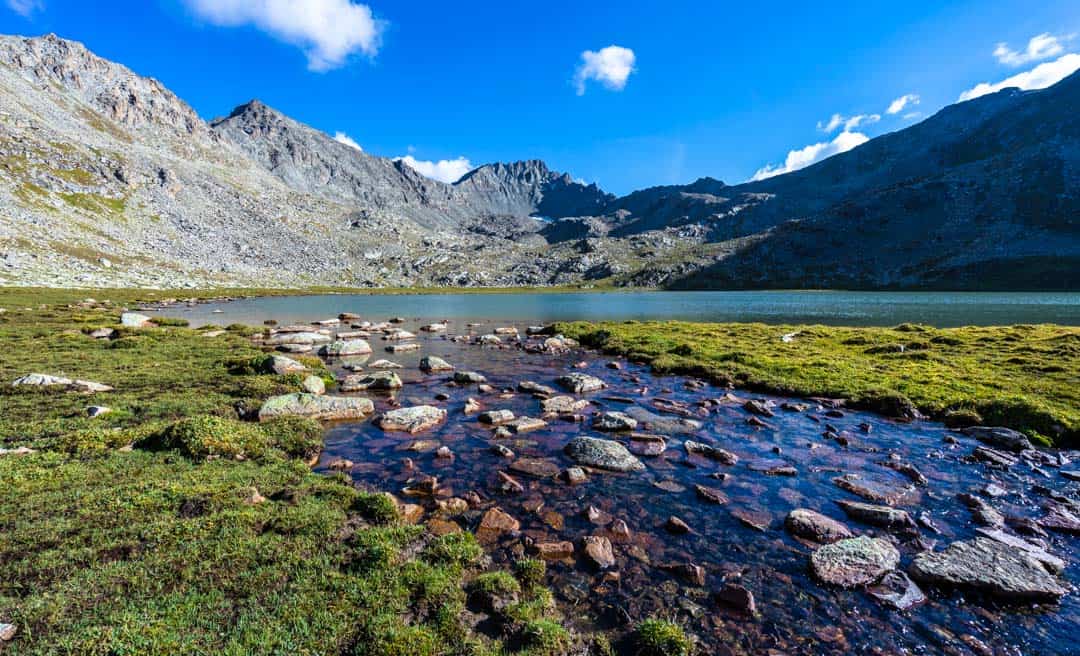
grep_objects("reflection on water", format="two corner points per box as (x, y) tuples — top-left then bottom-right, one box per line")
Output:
(156, 290), (1080, 328)
(306, 320), (1078, 655)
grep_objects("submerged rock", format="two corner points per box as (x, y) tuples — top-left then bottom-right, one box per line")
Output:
(908, 537), (1068, 601)
(377, 406), (447, 434)
(811, 536), (899, 588)
(582, 535), (616, 569)
(564, 437), (645, 472)
(684, 440), (738, 465)
(867, 571), (927, 610)
(836, 500), (916, 531)
(593, 411), (638, 432)
(258, 393), (373, 421)
(479, 409), (515, 425)
(541, 395), (590, 414)
(785, 509), (854, 544)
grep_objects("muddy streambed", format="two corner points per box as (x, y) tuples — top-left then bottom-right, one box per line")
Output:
(265, 317), (1078, 655)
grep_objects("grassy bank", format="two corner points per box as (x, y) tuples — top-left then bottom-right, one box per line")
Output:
(556, 320), (1079, 447)
(0, 290), (572, 655)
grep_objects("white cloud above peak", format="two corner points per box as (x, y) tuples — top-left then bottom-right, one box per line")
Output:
(958, 52), (1080, 101)
(993, 33), (1067, 67)
(184, 0), (385, 71)
(818, 113), (880, 133)
(333, 132), (362, 151)
(886, 93), (920, 115)
(574, 45), (636, 95)
(751, 130), (869, 181)
(395, 155), (473, 184)
(5, 0), (43, 17)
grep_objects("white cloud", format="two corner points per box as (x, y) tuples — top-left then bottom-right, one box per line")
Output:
(886, 93), (920, 114)
(574, 45), (636, 95)
(5, 0), (42, 16)
(333, 131), (362, 151)
(994, 33), (1066, 66)
(395, 155), (473, 184)
(902, 111), (922, 120)
(818, 112), (879, 133)
(958, 52), (1080, 101)
(184, 0), (384, 71)
(751, 130), (869, 181)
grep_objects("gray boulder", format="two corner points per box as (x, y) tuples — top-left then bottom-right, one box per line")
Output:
(810, 536), (899, 588)
(909, 537), (1067, 601)
(564, 437), (644, 472)
(258, 393), (374, 421)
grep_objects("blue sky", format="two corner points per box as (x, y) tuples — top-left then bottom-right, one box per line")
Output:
(2, 0), (1078, 194)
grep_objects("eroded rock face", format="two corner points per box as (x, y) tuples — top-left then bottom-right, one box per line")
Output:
(810, 536), (899, 588)
(908, 537), (1068, 601)
(377, 405), (447, 434)
(258, 393), (374, 421)
(564, 437), (645, 472)
(785, 509), (854, 544)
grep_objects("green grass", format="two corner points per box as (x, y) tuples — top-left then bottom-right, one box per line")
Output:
(0, 289), (569, 654)
(556, 320), (1080, 447)
(632, 619), (692, 656)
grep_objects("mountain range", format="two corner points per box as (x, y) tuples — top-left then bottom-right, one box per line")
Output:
(0, 33), (1076, 289)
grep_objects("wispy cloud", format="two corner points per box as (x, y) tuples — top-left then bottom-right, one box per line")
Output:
(5, 0), (43, 17)
(333, 131), (362, 151)
(886, 93), (920, 115)
(993, 33), (1067, 66)
(818, 113), (880, 133)
(751, 130), (869, 181)
(959, 52), (1080, 101)
(395, 155), (473, 184)
(184, 0), (385, 71)
(574, 45), (636, 95)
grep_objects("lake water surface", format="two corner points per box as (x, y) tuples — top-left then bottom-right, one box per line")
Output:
(154, 291), (1080, 328)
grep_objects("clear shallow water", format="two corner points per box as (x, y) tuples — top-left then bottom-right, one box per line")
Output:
(154, 291), (1080, 328)
(289, 320), (1078, 655)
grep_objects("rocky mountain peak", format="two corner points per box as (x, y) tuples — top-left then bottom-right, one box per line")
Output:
(0, 33), (209, 138)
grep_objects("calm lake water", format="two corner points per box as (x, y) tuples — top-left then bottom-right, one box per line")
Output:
(155, 290), (1080, 327)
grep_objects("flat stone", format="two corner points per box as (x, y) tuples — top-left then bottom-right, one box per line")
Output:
(975, 528), (1065, 573)
(377, 406), (447, 434)
(505, 416), (547, 434)
(478, 507), (520, 541)
(834, 474), (914, 505)
(509, 457), (560, 478)
(479, 409), (515, 425)
(386, 343), (421, 353)
(627, 434), (666, 456)
(731, 508), (772, 532)
(319, 339), (372, 357)
(561, 467), (588, 484)
(339, 371), (403, 391)
(369, 359), (403, 369)
(963, 426), (1033, 452)
(541, 395), (590, 414)
(420, 355), (454, 372)
(811, 537), (899, 588)
(624, 406), (702, 434)
(565, 437), (645, 472)
(786, 509), (854, 544)
(835, 500), (916, 531)
(534, 541), (575, 560)
(383, 330), (416, 341)
(694, 484), (729, 504)
(743, 399), (776, 417)
(259, 393), (374, 421)
(684, 440), (738, 465)
(909, 537), (1067, 601)
(556, 373), (607, 394)
(592, 411), (638, 432)
(971, 446), (1018, 467)
(519, 381), (558, 396)
(267, 331), (331, 346)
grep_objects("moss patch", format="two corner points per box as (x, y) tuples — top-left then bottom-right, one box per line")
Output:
(557, 320), (1080, 446)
